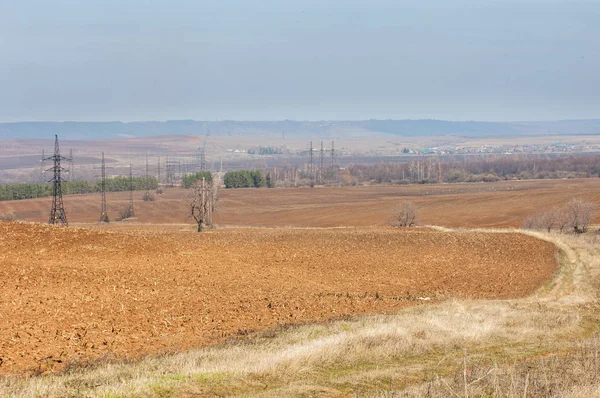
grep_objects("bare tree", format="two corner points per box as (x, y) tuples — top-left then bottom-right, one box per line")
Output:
(188, 177), (219, 232)
(521, 215), (536, 230)
(567, 198), (594, 233)
(554, 207), (570, 233)
(523, 201), (594, 234)
(390, 201), (419, 227)
(116, 206), (134, 221)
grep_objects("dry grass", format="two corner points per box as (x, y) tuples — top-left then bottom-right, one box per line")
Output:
(1, 229), (599, 397)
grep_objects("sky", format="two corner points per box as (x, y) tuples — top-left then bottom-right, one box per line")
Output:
(1, 0), (599, 122)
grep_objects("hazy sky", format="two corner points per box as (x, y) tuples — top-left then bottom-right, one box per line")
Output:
(1, 0), (599, 122)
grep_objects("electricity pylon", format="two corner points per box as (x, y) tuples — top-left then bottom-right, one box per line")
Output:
(128, 162), (135, 217)
(45, 135), (71, 226)
(99, 152), (109, 223)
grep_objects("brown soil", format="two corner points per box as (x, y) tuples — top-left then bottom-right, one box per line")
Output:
(1, 179), (599, 228)
(0, 222), (556, 375)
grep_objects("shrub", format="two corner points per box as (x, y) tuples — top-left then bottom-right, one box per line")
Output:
(142, 192), (155, 201)
(389, 201), (419, 227)
(116, 206), (134, 221)
(182, 172), (213, 189)
(223, 170), (265, 188)
(0, 211), (17, 221)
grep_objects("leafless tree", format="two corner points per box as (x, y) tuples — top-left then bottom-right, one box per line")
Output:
(188, 177), (219, 232)
(116, 206), (134, 221)
(523, 200), (595, 234)
(567, 198), (594, 233)
(142, 191), (155, 201)
(554, 207), (570, 233)
(390, 201), (419, 227)
(521, 215), (536, 230)
(538, 211), (557, 233)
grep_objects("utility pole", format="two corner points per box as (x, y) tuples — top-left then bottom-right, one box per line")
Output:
(40, 149), (45, 183)
(166, 155), (171, 187)
(294, 167), (298, 187)
(166, 158), (179, 187)
(308, 141), (314, 185)
(128, 162), (135, 217)
(157, 155), (161, 184)
(45, 135), (70, 226)
(145, 152), (151, 195)
(99, 152), (109, 223)
(69, 149), (74, 182)
(319, 141), (324, 184)
(200, 141), (207, 171)
(331, 141), (336, 167)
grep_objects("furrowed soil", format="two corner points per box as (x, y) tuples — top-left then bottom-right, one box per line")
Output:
(0, 222), (557, 376)
(1, 179), (599, 228)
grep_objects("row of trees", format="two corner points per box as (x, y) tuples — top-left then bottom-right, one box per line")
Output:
(223, 170), (266, 188)
(348, 155), (600, 185)
(181, 171), (213, 189)
(220, 155), (600, 189)
(522, 198), (595, 233)
(0, 176), (158, 201)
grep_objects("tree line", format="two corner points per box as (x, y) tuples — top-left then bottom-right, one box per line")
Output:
(181, 171), (213, 189)
(347, 155), (600, 185)
(0, 176), (158, 201)
(232, 155), (600, 189)
(522, 198), (595, 234)
(223, 170), (266, 188)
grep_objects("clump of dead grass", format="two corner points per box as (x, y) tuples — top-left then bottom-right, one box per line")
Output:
(377, 336), (600, 398)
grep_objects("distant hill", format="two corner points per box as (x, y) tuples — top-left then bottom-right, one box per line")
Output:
(1, 119), (600, 140)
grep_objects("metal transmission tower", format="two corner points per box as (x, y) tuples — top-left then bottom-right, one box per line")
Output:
(199, 141), (207, 171)
(145, 153), (151, 195)
(68, 149), (74, 182)
(99, 152), (109, 223)
(128, 163), (135, 217)
(39, 149), (45, 182)
(320, 141), (325, 170)
(331, 141), (336, 166)
(45, 135), (71, 226)
(157, 155), (161, 184)
(308, 141), (314, 183)
(319, 141), (324, 184)
(166, 157), (179, 187)
(166, 155), (171, 187)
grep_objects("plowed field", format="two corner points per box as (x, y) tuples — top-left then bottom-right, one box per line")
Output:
(1, 178), (599, 228)
(0, 222), (557, 375)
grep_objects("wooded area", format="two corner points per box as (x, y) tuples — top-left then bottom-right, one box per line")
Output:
(0, 176), (158, 201)
(346, 155), (600, 184)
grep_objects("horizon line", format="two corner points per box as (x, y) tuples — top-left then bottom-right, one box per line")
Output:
(2, 117), (600, 124)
